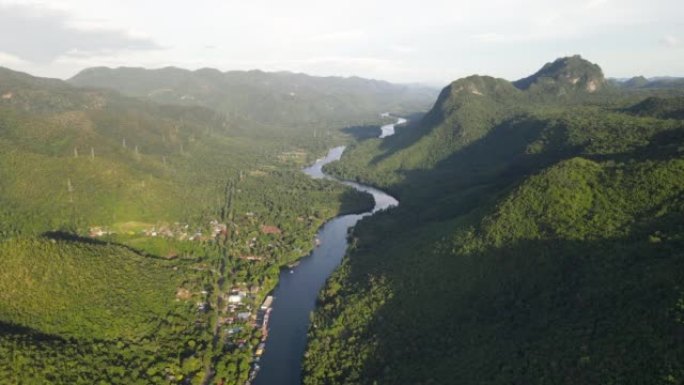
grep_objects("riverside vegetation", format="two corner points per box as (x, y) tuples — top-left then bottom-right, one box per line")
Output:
(0, 66), (435, 384)
(303, 56), (684, 385)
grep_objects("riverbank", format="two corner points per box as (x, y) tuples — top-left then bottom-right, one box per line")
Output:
(250, 117), (403, 385)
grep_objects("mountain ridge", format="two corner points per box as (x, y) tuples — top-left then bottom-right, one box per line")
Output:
(513, 54), (606, 93)
(68, 65), (438, 130)
(304, 55), (684, 385)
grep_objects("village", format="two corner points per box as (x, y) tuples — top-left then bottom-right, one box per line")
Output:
(88, 213), (293, 245)
(88, 219), (231, 242)
(212, 286), (274, 385)
(87, 210), (324, 384)
(178, 274), (275, 385)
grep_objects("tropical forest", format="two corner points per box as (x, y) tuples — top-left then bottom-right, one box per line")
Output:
(1, 1), (683, 385)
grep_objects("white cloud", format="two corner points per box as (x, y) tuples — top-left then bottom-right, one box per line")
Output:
(307, 30), (367, 43)
(661, 35), (680, 47)
(389, 45), (416, 54)
(584, 0), (610, 9)
(0, 51), (27, 66)
(0, 3), (160, 63)
(0, 0), (682, 83)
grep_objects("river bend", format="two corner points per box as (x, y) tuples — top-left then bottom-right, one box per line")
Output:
(252, 117), (402, 385)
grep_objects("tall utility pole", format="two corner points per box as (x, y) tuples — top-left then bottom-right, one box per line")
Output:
(67, 178), (74, 203)
(67, 177), (76, 231)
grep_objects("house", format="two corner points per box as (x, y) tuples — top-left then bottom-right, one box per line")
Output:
(260, 296), (274, 310)
(175, 288), (192, 300)
(88, 227), (109, 237)
(237, 312), (251, 321)
(260, 225), (282, 235)
(255, 343), (266, 356)
(228, 294), (242, 304)
(210, 220), (227, 237)
(218, 316), (234, 326)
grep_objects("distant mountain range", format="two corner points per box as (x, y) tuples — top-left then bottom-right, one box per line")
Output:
(611, 75), (684, 89)
(69, 66), (438, 130)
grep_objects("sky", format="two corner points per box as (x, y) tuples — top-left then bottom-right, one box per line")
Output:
(0, 0), (682, 85)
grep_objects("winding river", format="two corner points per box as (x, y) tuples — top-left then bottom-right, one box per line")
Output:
(252, 117), (402, 385)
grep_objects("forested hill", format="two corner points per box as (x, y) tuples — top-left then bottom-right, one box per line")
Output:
(0, 66), (377, 384)
(0, 65), (270, 234)
(68, 66), (437, 130)
(616, 75), (684, 90)
(303, 56), (684, 384)
(513, 54), (606, 93)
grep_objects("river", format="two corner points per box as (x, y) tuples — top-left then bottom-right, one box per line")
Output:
(252, 117), (402, 385)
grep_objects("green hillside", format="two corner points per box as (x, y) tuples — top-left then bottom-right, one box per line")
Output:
(627, 96), (684, 119)
(0, 67), (376, 384)
(513, 55), (606, 94)
(68, 66), (437, 131)
(617, 76), (684, 90)
(303, 56), (684, 385)
(0, 237), (184, 340)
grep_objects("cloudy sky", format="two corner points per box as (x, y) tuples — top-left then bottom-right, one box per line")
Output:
(0, 0), (682, 85)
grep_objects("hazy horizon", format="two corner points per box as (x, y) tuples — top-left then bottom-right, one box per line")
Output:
(1, 0), (683, 85)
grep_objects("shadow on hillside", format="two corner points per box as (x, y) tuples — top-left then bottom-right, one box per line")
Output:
(319, 113), (684, 383)
(359, 115), (561, 231)
(366, 84), (454, 165)
(363, 113), (684, 233)
(585, 128), (684, 163)
(0, 320), (68, 343)
(42, 231), (109, 246)
(333, 218), (684, 384)
(308, 93), (684, 385)
(367, 112), (431, 165)
(341, 124), (382, 141)
(338, 188), (376, 216)
(41, 230), (170, 260)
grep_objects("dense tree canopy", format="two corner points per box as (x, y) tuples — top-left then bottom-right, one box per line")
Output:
(304, 57), (684, 385)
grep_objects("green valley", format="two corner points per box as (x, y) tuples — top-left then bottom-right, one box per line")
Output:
(0, 66), (433, 385)
(3, 1), (683, 384)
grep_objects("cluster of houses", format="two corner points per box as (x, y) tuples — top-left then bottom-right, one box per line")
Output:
(141, 221), (228, 241)
(88, 212), (288, 383)
(216, 289), (273, 332)
(88, 226), (112, 237)
(89, 217), (282, 246)
(246, 295), (274, 384)
(88, 220), (231, 242)
(204, 287), (275, 384)
(188, 284), (274, 349)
